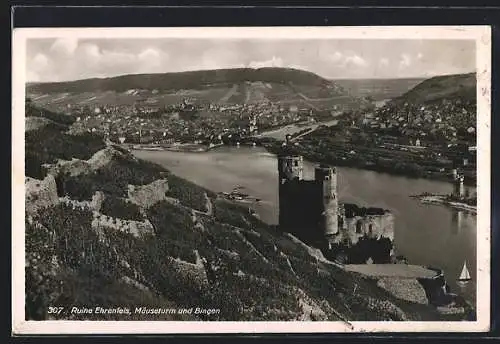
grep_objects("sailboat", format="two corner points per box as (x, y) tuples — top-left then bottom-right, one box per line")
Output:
(457, 260), (471, 286)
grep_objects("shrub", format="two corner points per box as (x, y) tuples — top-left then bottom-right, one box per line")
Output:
(25, 126), (105, 179)
(101, 196), (143, 221)
(166, 173), (216, 212)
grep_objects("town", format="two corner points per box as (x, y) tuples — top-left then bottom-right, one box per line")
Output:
(27, 87), (477, 185)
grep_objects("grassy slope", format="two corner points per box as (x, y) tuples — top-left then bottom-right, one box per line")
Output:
(392, 73), (476, 105)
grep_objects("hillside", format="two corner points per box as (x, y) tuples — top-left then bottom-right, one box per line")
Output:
(27, 68), (341, 94)
(391, 73), (476, 105)
(335, 78), (425, 101)
(24, 104), (463, 322)
(25, 68), (363, 113)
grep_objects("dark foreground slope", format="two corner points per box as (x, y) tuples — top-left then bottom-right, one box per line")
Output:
(24, 105), (450, 322)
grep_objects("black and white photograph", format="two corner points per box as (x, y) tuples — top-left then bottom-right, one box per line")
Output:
(12, 26), (491, 334)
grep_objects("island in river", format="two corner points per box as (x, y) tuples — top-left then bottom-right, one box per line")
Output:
(411, 194), (477, 215)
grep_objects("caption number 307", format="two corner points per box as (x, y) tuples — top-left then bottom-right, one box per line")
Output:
(47, 307), (64, 315)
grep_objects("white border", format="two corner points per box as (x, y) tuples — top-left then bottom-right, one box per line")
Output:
(12, 26), (491, 335)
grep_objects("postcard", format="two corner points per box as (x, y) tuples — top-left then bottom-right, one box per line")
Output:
(12, 26), (491, 334)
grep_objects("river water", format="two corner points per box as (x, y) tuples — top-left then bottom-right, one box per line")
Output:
(133, 146), (477, 304)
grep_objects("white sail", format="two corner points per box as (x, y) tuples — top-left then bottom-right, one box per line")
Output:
(459, 261), (471, 280)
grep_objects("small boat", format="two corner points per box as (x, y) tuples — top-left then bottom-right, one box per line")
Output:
(457, 261), (471, 285)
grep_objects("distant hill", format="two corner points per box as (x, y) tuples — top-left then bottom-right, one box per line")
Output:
(27, 68), (340, 94)
(26, 68), (366, 111)
(335, 78), (425, 101)
(391, 73), (476, 105)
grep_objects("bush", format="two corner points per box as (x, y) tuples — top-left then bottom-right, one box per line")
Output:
(26, 102), (75, 126)
(147, 201), (201, 243)
(25, 126), (105, 179)
(166, 173), (215, 212)
(57, 172), (126, 200)
(56, 156), (168, 201)
(213, 199), (255, 229)
(101, 196), (143, 221)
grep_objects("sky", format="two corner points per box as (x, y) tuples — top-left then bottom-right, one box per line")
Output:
(26, 38), (476, 82)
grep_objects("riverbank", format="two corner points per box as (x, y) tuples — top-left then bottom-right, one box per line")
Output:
(411, 194), (477, 215)
(125, 143), (225, 153)
(260, 139), (476, 187)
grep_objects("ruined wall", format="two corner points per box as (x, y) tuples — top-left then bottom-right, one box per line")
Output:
(42, 146), (132, 178)
(59, 190), (105, 212)
(127, 179), (169, 208)
(91, 213), (155, 238)
(42, 158), (92, 177)
(332, 212), (395, 246)
(25, 175), (59, 214)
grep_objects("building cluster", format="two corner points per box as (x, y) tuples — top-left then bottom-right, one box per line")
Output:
(62, 99), (319, 145)
(351, 98), (476, 146)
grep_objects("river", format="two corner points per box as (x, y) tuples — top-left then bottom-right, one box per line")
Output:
(133, 146), (477, 305)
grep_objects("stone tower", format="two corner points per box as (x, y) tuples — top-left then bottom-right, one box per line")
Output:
(278, 155), (304, 184)
(452, 169), (465, 199)
(314, 165), (338, 237)
(454, 174), (465, 199)
(277, 154), (304, 232)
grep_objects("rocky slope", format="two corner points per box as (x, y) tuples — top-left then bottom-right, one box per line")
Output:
(24, 104), (445, 322)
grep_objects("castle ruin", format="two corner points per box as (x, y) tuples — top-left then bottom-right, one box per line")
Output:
(277, 137), (394, 254)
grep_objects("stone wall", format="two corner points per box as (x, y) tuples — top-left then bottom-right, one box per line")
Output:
(335, 212), (395, 246)
(59, 191), (105, 212)
(91, 213), (155, 238)
(25, 175), (59, 214)
(42, 146), (131, 178)
(43, 158), (92, 177)
(127, 179), (169, 208)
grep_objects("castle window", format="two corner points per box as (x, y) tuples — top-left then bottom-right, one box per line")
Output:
(325, 176), (329, 180)
(356, 220), (362, 234)
(294, 161), (298, 166)
(369, 224), (373, 234)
